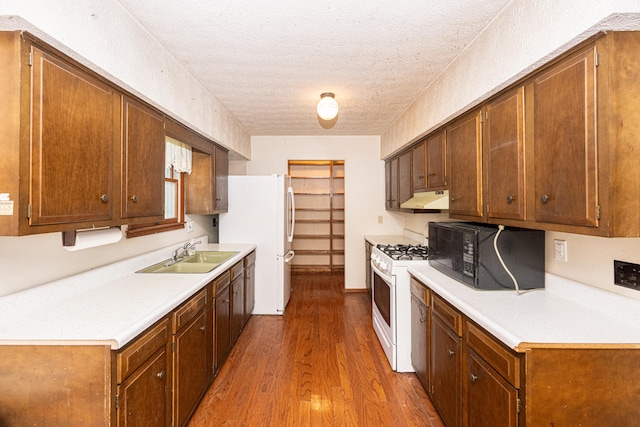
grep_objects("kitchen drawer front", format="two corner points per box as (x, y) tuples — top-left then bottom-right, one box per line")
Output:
(432, 293), (463, 336)
(244, 250), (256, 267)
(410, 276), (430, 307)
(230, 261), (244, 281)
(117, 316), (170, 383)
(173, 288), (207, 332)
(213, 270), (231, 295)
(466, 320), (522, 388)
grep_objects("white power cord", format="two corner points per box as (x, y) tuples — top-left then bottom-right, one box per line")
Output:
(493, 225), (535, 295)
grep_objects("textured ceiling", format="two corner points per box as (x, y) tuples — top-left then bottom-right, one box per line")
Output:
(115, 0), (513, 136)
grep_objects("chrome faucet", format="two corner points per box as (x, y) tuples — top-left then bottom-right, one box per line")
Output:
(165, 239), (202, 266)
(182, 239), (202, 257)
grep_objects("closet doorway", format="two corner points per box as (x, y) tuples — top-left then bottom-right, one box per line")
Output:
(288, 160), (344, 273)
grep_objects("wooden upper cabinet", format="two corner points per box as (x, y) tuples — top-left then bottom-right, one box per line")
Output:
(214, 145), (229, 212)
(186, 144), (229, 214)
(447, 110), (483, 219)
(532, 46), (598, 228)
(398, 150), (413, 207)
(485, 86), (526, 221)
(385, 157), (399, 210)
(29, 45), (120, 228)
(412, 140), (427, 192)
(426, 130), (447, 190)
(121, 96), (165, 220)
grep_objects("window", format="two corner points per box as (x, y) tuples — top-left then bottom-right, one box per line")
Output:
(126, 137), (192, 238)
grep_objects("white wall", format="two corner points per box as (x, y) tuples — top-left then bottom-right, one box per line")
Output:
(0, 0), (250, 158)
(247, 136), (404, 289)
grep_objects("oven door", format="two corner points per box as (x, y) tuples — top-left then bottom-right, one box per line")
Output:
(371, 260), (397, 370)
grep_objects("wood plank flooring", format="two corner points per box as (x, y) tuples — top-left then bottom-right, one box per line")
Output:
(188, 272), (445, 426)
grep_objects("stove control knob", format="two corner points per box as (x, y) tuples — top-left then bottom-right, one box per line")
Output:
(380, 261), (388, 270)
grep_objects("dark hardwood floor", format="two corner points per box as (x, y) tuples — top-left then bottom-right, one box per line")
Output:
(188, 272), (445, 426)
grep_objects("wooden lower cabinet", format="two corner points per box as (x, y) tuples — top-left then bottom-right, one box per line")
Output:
(431, 314), (462, 427)
(215, 273), (232, 372)
(244, 250), (256, 323)
(172, 289), (208, 427)
(466, 349), (519, 427)
(410, 277), (430, 391)
(230, 261), (245, 345)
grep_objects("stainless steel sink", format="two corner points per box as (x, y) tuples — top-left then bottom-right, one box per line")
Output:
(137, 251), (239, 274)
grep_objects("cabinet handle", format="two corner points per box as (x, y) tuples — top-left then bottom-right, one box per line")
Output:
(428, 173), (436, 177)
(506, 195), (513, 204)
(540, 194), (549, 203)
(156, 370), (165, 379)
(100, 194), (109, 202)
(418, 175), (424, 180)
(420, 316), (426, 324)
(447, 349), (455, 357)
(470, 373), (478, 383)
(131, 195), (138, 202)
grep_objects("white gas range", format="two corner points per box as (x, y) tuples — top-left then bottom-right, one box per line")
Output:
(370, 235), (429, 372)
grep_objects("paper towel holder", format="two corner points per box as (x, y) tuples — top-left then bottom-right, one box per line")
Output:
(62, 226), (122, 248)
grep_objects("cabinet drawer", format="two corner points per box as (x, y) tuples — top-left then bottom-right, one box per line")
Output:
(432, 293), (462, 336)
(117, 317), (170, 383)
(410, 276), (430, 306)
(173, 288), (207, 332)
(244, 250), (256, 267)
(466, 321), (522, 388)
(213, 270), (231, 295)
(230, 261), (244, 281)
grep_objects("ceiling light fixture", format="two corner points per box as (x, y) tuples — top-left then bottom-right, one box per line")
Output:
(317, 92), (339, 121)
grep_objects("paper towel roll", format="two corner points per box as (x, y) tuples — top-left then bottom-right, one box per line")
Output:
(63, 227), (122, 251)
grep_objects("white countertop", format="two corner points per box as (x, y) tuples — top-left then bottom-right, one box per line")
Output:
(408, 265), (640, 351)
(0, 239), (256, 349)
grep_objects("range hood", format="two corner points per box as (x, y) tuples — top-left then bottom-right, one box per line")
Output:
(400, 190), (449, 210)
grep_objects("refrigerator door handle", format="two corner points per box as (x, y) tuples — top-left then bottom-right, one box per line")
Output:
(284, 250), (295, 263)
(287, 186), (295, 243)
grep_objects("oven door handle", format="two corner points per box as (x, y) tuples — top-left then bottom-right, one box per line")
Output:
(371, 260), (393, 283)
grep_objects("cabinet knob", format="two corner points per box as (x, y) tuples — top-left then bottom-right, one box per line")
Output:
(470, 373), (478, 383)
(540, 194), (549, 204)
(156, 370), (165, 379)
(199, 325), (206, 332)
(418, 175), (424, 180)
(428, 173), (436, 177)
(100, 194), (109, 202)
(131, 195), (138, 202)
(506, 195), (513, 204)
(450, 197), (456, 203)
(447, 349), (455, 357)
(420, 316), (426, 324)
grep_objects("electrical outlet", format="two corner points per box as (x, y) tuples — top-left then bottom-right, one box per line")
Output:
(377, 215), (383, 224)
(554, 239), (568, 262)
(186, 221), (194, 232)
(614, 260), (640, 290)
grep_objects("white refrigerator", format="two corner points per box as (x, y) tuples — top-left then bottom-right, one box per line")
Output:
(218, 175), (295, 315)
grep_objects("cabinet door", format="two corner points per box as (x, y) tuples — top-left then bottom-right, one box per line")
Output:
(426, 130), (447, 190)
(29, 46), (118, 227)
(448, 110), (483, 219)
(230, 273), (245, 345)
(244, 259), (256, 325)
(398, 150), (413, 206)
(533, 47), (598, 227)
(412, 141), (427, 192)
(485, 87), (526, 221)
(411, 294), (429, 390)
(385, 157), (399, 210)
(467, 349), (519, 427)
(117, 348), (170, 427)
(215, 285), (231, 371)
(174, 310), (208, 427)
(214, 145), (229, 212)
(431, 316), (462, 427)
(121, 96), (165, 220)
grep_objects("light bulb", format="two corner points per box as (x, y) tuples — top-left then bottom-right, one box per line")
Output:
(317, 92), (339, 120)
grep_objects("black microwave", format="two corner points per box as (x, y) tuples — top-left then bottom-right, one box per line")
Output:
(428, 222), (545, 291)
